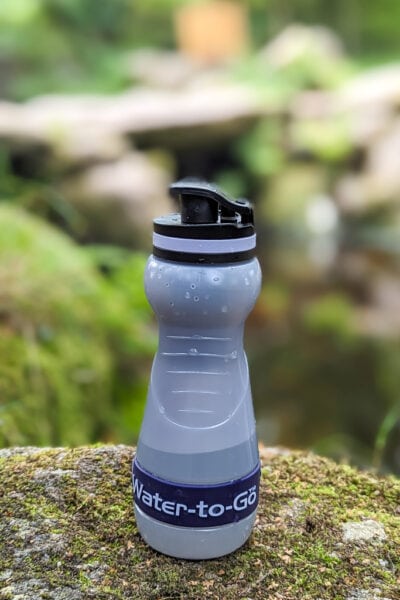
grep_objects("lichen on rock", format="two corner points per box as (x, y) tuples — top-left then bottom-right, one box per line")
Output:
(0, 445), (399, 600)
(343, 520), (387, 544)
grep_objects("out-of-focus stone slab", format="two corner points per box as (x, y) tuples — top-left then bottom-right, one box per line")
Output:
(0, 83), (267, 163)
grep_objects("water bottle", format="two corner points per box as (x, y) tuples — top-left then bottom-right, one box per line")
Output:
(132, 179), (261, 559)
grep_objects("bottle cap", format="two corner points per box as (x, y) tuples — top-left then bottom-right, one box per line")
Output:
(153, 179), (256, 264)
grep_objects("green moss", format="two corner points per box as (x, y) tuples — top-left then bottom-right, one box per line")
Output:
(0, 206), (154, 447)
(0, 446), (399, 600)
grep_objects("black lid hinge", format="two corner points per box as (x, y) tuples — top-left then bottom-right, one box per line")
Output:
(169, 179), (254, 226)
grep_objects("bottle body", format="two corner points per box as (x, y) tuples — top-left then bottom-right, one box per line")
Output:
(134, 255), (261, 559)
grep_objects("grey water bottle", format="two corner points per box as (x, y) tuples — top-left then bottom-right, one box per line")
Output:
(132, 179), (261, 559)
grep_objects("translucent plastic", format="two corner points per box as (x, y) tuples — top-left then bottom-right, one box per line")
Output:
(134, 255), (261, 559)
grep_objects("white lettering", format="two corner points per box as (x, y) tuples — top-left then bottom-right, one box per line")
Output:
(209, 503), (224, 517)
(134, 475), (258, 520)
(133, 477), (143, 500)
(142, 490), (153, 507)
(233, 491), (248, 511)
(162, 500), (175, 515)
(175, 502), (188, 516)
(248, 489), (257, 506)
(196, 500), (209, 518)
(153, 492), (163, 511)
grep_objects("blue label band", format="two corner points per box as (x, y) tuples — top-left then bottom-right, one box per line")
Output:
(132, 459), (260, 528)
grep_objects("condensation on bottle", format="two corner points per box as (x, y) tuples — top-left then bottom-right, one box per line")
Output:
(132, 180), (261, 559)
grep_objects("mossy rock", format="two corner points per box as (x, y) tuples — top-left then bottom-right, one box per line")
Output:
(0, 445), (399, 599)
(0, 205), (151, 447)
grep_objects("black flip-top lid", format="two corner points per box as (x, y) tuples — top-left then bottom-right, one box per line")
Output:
(153, 179), (256, 264)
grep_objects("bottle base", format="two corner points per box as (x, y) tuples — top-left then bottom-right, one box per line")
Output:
(134, 504), (257, 560)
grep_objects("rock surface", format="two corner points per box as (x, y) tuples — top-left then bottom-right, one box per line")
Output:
(60, 152), (172, 247)
(260, 24), (345, 69)
(0, 83), (265, 158)
(0, 445), (399, 599)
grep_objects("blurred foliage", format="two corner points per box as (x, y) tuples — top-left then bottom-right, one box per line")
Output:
(373, 344), (400, 469)
(0, 205), (154, 446)
(260, 165), (328, 227)
(1, 0), (400, 99)
(252, 280), (400, 470)
(290, 118), (353, 163)
(254, 0), (400, 60)
(0, 145), (84, 238)
(301, 293), (356, 344)
(0, 0), (158, 98)
(236, 120), (286, 178)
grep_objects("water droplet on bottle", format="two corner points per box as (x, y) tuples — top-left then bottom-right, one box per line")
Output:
(170, 302), (174, 307)
(221, 306), (228, 313)
(244, 277), (250, 286)
(191, 283), (196, 289)
(213, 276), (220, 283)
(185, 292), (190, 299)
(165, 282), (170, 287)
(189, 348), (198, 355)
(194, 296), (199, 302)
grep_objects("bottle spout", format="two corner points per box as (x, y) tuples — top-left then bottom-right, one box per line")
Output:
(169, 179), (254, 226)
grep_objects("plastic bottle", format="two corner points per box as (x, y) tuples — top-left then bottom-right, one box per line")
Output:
(132, 180), (261, 559)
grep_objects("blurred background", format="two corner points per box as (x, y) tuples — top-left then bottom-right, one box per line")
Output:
(1, 0), (400, 474)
